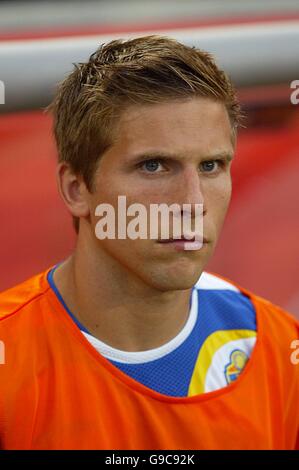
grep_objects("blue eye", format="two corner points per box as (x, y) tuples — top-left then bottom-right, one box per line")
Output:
(201, 160), (221, 173)
(142, 159), (162, 172)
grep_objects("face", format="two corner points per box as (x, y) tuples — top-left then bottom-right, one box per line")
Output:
(84, 97), (235, 291)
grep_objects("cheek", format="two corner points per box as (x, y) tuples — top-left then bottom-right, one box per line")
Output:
(97, 238), (154, 276)
(94, 172), (152, 207)
(219, 177), (232, 208)
(205, 176), (232, 220)
(88, 180), (124, 223)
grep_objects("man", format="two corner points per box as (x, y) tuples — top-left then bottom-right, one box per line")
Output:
(0, 36), (298, 450)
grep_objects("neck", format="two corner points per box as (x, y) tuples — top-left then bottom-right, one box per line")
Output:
(53, 234), (193, 352)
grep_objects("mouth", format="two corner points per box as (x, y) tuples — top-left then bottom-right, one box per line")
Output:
(157, 236), (209, 251)
(157, 236), (208, 243)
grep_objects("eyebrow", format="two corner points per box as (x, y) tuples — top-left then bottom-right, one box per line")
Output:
(129, 150), (234, 164)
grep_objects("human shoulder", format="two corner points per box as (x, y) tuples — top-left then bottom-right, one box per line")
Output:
(197, 271), (299, 339)
(0, 269), (51, 323)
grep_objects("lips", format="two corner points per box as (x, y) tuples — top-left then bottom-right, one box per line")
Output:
(158, 237), (194, 243)
(158, 236), (208, 243)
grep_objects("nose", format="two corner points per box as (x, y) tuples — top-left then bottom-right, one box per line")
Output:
(175, 165), (206, 218)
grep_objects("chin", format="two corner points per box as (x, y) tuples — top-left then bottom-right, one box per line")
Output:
(144, 264), (203, 292)
(152, 277), (198, 292)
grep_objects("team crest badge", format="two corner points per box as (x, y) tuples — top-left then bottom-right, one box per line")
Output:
(224, 349), (248, 384)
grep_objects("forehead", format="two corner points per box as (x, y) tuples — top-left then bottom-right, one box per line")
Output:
(112, 97), (234, 159)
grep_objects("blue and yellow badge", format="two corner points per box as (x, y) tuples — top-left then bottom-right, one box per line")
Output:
(224, 349), (249, 384)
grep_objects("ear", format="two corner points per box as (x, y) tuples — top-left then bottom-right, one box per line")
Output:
(56, 162), (90, 219)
